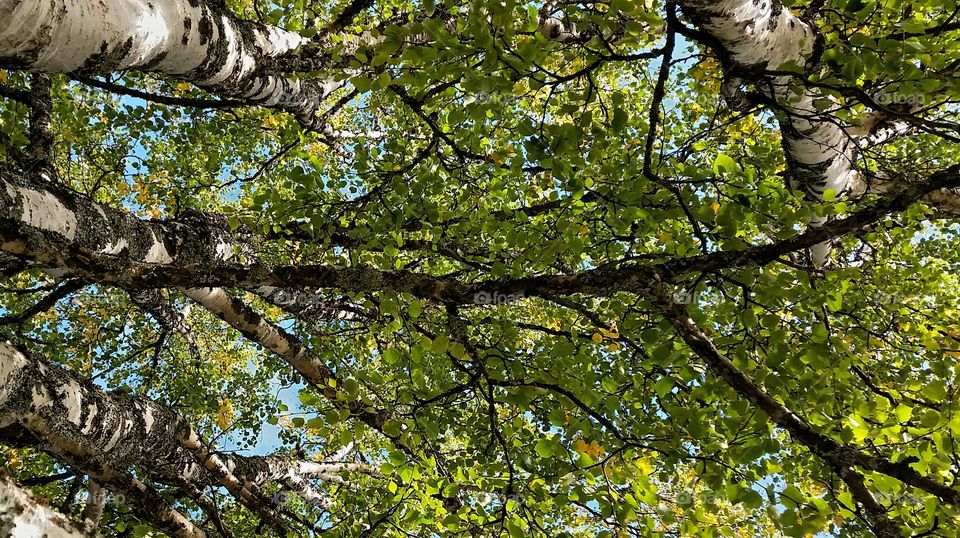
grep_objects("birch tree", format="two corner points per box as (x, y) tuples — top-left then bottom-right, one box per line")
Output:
(1, 0), (960, 536)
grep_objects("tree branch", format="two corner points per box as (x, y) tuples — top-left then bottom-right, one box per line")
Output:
(2, 165), (959, 304)
(646, 279), (951, 535)
(75, 76), (246, 110)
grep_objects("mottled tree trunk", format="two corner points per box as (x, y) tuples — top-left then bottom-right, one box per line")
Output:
(184, 287), (391, 432)
(679, 0), (859, 265)
(3, 166), (960, 296)
(0, 170), (239, 275)
(0, 341), (208, 537)
(0, 0), (341, 129)
(681, 0), (960, 258)
(0, 339), (363, 533)
(0, 168), (396, 434)
(0, 474), (87, 537)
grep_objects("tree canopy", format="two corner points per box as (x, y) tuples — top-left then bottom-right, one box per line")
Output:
(1, 0), (960, 536)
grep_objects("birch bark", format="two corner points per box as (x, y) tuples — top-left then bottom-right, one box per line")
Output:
(677, 0), (860, 265)
(0, 340), (368, 531)
(0, 0), (341, 129)
(0, 474), (87, 538)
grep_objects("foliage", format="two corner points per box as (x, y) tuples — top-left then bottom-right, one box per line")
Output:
(3, 0), (960, 536)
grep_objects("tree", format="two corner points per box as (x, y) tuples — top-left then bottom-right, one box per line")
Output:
(0, 0), (959, 535)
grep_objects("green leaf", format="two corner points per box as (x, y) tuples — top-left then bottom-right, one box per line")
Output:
(923, 380), (947, 402)
(713, 154), (739, 175)
(350, 76), (372, 92)
(612, 107), (628, 132)
(431, 335), (449, 354)
(534, 439), (554, 458)
(383, 419), (402, 437)
(342, 377), (360, 397)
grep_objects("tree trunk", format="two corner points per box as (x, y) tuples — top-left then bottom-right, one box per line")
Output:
(4, 166), (960, 298)
(0, 340), (210, 536)
(678, 0), (859, 265)
(0, 0), (340, 129)
(0, 474), (87, 537)
(0, 339), (373, 533)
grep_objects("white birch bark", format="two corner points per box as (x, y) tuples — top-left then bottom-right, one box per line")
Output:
(0, 339), (375, 532)
(678, 0), (858, 265)
(0, 341), (209, 536)
(682, 0), (960, 262)
(0, 168), (400, 451)
(182, 287), (391, 433)
(0, 475), (87, 538)
(0, 0), (341, 129)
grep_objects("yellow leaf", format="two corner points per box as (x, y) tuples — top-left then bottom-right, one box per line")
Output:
(710, 200), (721, 214)
(572, 438), (603, 457)
(578, 225), (589, 235)
(635, 457), (653, 475)
(217, 400), (234, 430)
(176, 82), (191, 92)
(264, 115), (280, 129)
(0, 71), (7, 82)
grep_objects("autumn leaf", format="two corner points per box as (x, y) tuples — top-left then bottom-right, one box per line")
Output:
(217, 400), (234, 430)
